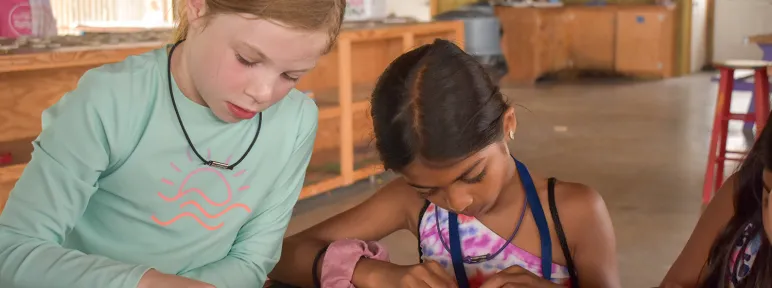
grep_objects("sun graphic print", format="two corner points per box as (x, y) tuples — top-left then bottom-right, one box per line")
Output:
(151, 148), (251, 231)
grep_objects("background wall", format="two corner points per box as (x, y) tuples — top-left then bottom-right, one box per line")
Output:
(713, 0), (772, 62)
(387, 0), (432, 21)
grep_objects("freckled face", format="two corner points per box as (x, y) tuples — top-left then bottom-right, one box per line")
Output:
(184, 13), (328, 123)
(399, 143), (514, 217)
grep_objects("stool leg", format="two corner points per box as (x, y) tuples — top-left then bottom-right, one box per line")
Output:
(704, 68), (735, 204)
(715, 69), (734, 196)
(754, 68), (770, 134)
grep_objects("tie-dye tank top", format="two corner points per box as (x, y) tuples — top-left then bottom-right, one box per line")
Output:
(418, 202), (571, 287)
(728, 222), (761, 287)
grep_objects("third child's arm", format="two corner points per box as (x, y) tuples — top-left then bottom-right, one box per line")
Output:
(660, 174), (737, 288)
(268, 178), (426, 287)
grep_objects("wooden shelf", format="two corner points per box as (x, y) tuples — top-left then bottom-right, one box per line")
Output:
(305, 142), (381, 186)
(301, 164), (384, 200)
(310, 84), (374, 110)
(0, 43), (162, 73)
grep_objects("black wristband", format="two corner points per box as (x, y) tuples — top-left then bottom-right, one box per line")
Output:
(312, 245), (329, 288)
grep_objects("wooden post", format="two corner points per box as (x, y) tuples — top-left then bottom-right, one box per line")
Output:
(454, 21), (466, 51)
(338, 38), (354, 185)
(402, 33), (415, 52)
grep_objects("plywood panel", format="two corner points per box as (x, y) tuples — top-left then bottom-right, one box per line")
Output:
(538, 10), (570, 72)
(0, 66), (96, 142)
(496, 7), (569, 84)
(615, 9), (675, 77)
(566, 8), (616, 70)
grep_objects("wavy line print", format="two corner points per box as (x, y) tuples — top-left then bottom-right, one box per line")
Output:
(161, 178), (175, 186)
(180, 201), (251, 219)
(170, 162), (181, 173)
(151, 214), (223, 230)
(157, 167), (233, 206)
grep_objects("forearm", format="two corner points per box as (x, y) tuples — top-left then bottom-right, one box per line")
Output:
(351, 258), (395, 288)
(179, 256), (265, 288)
(0, 229), (150, 288)
(270, 236), (395, 288)
(269, 236), (329, 288)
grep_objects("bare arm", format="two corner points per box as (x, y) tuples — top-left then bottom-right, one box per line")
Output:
(268, 178), (425, 287)
(559, 183), (621, 288)
(660, 174), (737, 288)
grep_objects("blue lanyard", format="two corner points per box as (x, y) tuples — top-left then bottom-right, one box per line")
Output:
(447, 157), (552, 286)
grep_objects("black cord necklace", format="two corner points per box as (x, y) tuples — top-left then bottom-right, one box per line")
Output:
(167, 39), (262, 170)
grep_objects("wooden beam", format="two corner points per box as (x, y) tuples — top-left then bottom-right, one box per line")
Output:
(337, 38), (354, 185)
(430, 0), (439, 17)
(705, 0), (714, 67)
(678, 0), (692, 75)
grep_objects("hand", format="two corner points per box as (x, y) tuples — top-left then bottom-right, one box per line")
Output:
(137, 269), (216, 288)
(354, 259), (457, 288)
(479, 266), (562, 288)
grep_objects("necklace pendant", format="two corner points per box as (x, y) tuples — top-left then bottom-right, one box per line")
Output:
(206, 161), (232, 170)
(464, 254), (490, 264)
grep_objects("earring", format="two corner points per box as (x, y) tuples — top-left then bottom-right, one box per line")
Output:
(509, 130), (515, 140)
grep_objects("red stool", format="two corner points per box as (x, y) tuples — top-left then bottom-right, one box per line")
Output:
(703, 60), (772, 205)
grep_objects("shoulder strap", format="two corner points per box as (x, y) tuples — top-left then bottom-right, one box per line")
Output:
(448, 212), (470, 288)
(514, 158), (552, 280)
(548, 177), (579, 288)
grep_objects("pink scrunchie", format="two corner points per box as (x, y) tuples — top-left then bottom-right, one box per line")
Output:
(321, 239), (390, 288)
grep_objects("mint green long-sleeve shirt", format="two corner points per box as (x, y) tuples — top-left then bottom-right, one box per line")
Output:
(0, 47), (318, 288)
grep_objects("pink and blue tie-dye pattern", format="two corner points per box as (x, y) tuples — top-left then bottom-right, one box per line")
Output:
(728, 222), (761, 287)
(419, 203), (571, 288)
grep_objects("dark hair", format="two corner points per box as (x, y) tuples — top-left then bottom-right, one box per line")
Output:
(700, 118), (772, 287)
(370, 39), (509, 171)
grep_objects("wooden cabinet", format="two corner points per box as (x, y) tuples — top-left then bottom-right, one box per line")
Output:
(496, 5), (676, 84)
(615, 8), (675, 77)
(565, 8), (616, 70)
(496, 8), (569, 83)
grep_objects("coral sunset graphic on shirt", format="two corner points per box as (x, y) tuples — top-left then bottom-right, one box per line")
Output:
(152, 148), (251, 230)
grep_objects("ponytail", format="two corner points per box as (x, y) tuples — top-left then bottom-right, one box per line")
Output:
(173, 0), (189, 42)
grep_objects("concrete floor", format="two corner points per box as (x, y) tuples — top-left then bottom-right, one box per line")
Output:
(286, 73), (752, 287)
